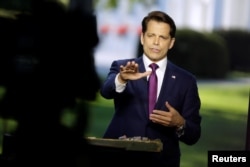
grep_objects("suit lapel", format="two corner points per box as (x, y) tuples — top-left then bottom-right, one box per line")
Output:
(156, 61), (176, 110)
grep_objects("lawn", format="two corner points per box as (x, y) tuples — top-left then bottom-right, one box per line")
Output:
(0, 80), (249, 167)
(85, 80), (250, 167)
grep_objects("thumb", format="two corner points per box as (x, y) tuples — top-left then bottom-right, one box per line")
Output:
(165, 101), (173, 112)
(141, 71), (151, 77)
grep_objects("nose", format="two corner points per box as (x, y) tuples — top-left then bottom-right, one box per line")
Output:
(153, 37), (159, 45)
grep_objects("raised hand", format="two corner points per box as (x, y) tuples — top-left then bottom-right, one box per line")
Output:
(118, 61), (151, 83)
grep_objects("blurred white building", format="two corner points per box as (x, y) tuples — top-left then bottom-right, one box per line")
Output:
(158, 0), (250, 31)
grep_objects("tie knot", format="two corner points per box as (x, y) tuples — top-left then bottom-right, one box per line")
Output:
(149, 63), (158, 71)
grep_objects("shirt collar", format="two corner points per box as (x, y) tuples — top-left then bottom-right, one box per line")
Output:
(142, 54), (167, 71)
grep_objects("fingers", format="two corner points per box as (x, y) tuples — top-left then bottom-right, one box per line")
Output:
(119, 61), (151, 81)
(125, 61), (137, 71)
(150, 111), (171, 127)
(120, 61), (138, 73)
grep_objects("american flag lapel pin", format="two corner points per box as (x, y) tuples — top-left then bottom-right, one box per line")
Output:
(171, 75), (176, 79)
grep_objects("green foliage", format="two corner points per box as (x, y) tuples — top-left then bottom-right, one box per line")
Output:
(213, 29), (250, 72)
(180, 83), (249, 167)
(169, 29), (230, 79)
(94, 0), (153, 10)
(85, 94), (114, 137)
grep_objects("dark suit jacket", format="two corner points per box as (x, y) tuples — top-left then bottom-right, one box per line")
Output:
(100, 56), (201, 167)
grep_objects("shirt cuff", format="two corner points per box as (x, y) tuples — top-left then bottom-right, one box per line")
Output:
(115, 73), (127, 93)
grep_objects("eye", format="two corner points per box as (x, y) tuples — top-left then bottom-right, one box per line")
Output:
(147, 34), (154, 37)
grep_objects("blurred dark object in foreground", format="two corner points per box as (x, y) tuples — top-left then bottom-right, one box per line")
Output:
(0, 0), (100, 166)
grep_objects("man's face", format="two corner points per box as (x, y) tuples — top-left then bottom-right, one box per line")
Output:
(141, 20), (175, 62)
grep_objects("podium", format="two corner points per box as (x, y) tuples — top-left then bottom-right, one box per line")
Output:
(86, 137), (163, 166)
(1, 134), (163, 166)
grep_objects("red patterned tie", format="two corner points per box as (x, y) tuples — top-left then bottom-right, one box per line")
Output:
(148, 63), (158, 114)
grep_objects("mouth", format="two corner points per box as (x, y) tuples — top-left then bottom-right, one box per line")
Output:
(151, 48), (160, 53)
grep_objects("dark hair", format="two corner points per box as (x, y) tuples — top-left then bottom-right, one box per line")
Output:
(141, 11), (176, 38)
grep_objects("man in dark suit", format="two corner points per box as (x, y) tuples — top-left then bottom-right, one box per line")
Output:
(100, 11), (201, 167)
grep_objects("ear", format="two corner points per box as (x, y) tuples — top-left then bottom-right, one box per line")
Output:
(140, 33), (144, 45)
(169, 38), (175, 49)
